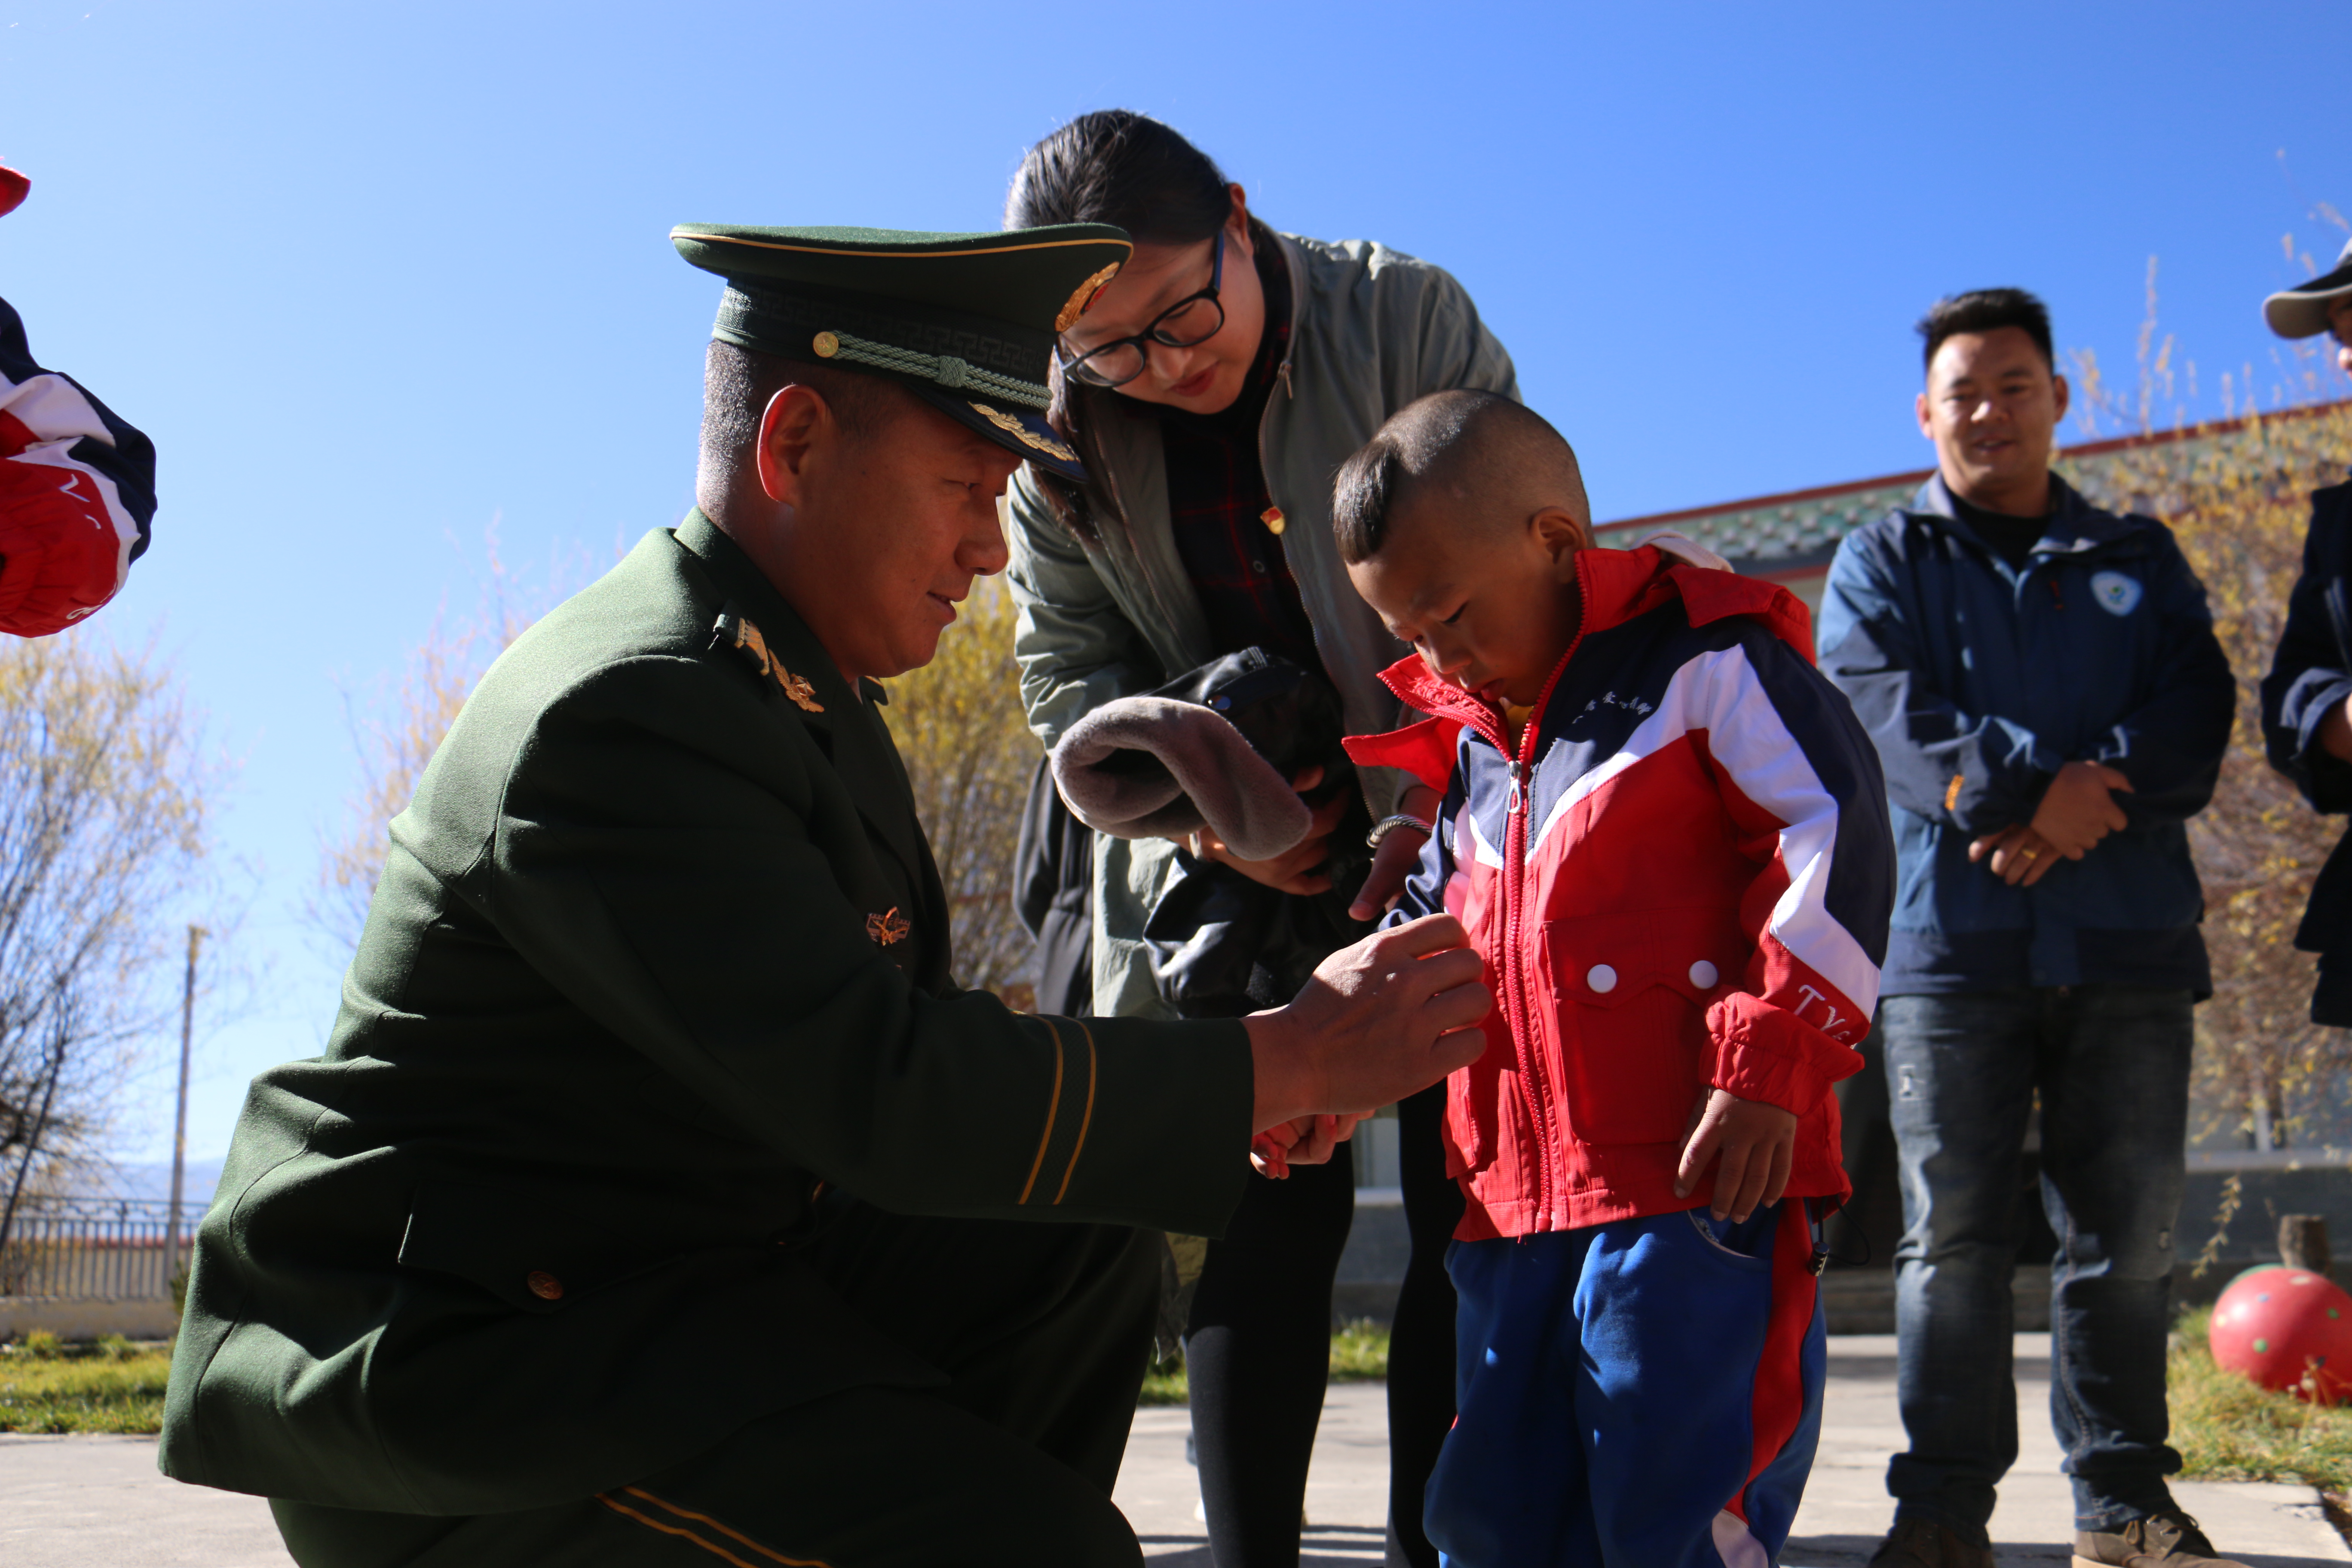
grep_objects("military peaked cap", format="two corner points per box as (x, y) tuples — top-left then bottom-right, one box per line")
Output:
(672, 223), (1132, 480)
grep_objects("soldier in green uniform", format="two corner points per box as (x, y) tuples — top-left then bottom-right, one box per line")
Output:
(156, 222), (1491, 1568)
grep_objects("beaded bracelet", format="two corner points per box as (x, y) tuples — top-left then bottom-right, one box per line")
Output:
(1366, 813), (1435, 851)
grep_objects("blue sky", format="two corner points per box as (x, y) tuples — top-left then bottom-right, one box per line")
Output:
(3, 1), (2346, 1167)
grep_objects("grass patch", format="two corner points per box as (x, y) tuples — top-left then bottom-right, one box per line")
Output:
(2171, 1305), (2352, 1491)
(0, 1334), (173, 1433)
(1141, 1320), (1391, 1407)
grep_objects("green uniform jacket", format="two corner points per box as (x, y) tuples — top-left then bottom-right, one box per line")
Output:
(158, 512), (1253, 1513)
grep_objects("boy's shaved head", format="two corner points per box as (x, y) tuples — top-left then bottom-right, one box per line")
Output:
(1332, 390), (1589, 564)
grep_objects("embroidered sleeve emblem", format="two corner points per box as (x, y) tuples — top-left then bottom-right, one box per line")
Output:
(866, 906), (912, 946)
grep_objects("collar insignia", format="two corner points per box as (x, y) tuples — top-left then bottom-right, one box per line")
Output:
(712, 610), (825, 713)
(778, 668), (824, 712)
(866, 906), (912, 946)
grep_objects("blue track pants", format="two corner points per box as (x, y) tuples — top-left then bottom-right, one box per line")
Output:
(1427, 1201), (1826, 1568)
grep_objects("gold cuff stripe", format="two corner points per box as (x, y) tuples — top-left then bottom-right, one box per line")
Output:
(1052, 1020), (1100, 1205)
(1017, 1016), (1066, 1205)
(672, 230), (1133, 263)
(599, 1495), (761, 1568)
(615, 1487), (835, 1568)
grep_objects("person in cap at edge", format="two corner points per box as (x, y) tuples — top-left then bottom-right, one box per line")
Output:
(154, 221), (1493, 1568)
(2260, 239), (2352, 1027)
(0, 165), (158, 637)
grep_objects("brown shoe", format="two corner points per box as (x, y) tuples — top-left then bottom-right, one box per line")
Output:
(1869, 1515), (1996, 1568)
(2072, 1510), (2250, 1567)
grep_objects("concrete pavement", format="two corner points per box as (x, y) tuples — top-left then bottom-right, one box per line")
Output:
(1114, 1335), (2352, 1567)
(4, 1334), (2347, 1566)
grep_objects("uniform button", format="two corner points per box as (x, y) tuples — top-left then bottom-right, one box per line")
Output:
(1586, 964), (1617, 993)
(1689, 960), (1719, 989)
(526, 1270), (564, 1301)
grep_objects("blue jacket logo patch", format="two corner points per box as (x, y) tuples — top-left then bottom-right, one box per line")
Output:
(2089, 571), (2143, 617)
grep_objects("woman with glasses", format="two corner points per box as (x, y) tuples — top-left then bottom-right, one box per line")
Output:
(1002, 111), (1519, 1568)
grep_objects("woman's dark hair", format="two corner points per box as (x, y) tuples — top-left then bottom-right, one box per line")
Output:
(1006, 110), (1259, 541)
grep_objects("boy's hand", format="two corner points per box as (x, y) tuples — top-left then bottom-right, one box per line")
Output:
(1347, 784), (1441, 922)
(1250, 1113), (1365, 1178)
(1194, 765), (1348, 897)
(1674, 1088), (1798, 1223)
(2027, 761), (2132, 858)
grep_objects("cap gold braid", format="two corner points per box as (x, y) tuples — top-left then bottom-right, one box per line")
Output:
(811, 328), (1048, 410)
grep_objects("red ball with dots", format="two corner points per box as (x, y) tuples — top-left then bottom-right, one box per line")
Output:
(2208, 1264), (2352, 1404)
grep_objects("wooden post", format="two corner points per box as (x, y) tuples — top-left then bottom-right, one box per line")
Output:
(2279, 1214), (2331, 1277)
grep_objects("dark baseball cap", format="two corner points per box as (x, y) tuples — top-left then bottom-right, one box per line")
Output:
(2264, 236), (2352, 339)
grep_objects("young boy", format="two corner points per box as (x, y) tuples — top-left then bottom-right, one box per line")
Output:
(1334, 390), (1895, 1568)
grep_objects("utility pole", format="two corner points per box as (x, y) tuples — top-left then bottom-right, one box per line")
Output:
(168, 925), (205, 1283)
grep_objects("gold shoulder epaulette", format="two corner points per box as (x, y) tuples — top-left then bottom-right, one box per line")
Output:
(711, 609), (824, 713)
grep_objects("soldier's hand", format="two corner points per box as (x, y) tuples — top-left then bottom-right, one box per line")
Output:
(1243, 913), (1490, 1132)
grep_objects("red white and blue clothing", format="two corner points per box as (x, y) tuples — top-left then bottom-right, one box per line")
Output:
(0, 295), (155, 637)
(1344, 545), (1895, 1565)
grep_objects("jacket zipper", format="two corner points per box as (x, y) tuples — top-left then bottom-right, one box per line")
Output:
(1502, 617), (1582, 1231)
(1404, 567), (1588, 1232)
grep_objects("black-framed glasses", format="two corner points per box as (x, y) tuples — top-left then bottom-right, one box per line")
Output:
(1055, 230), (1226, 389)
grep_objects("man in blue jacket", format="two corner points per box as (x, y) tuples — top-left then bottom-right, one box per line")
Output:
(2258, 239), (2352, 1025)
(1819, 289), (2238, 1568)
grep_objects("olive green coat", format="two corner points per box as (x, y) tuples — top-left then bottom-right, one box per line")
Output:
(158, 512), (1252, 1513)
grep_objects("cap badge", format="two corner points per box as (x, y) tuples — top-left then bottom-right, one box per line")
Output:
(866, 906), (912, 946)
(969, 402), (1079, 464)
(712, 610), (825, 712)
(1054, 262), (1124, 334)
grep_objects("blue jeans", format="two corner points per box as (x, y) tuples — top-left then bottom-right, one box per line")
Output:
(1878, 986), (2193, 1540)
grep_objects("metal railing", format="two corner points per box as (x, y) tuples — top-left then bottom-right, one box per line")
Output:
(0, 1196), (185, 1300)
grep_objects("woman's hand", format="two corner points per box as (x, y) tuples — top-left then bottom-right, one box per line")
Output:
(1347, 784), (1441, 922)
(1190, 765), (1348, 895)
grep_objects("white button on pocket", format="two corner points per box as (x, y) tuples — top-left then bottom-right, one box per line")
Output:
(1689, 960), (1719, 989)
(1586, 964), (1617, 994)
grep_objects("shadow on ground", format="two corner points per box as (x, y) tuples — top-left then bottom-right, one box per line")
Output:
(1137, 1523), (1387, 1565)
(1785, 1535), (2340, 1567)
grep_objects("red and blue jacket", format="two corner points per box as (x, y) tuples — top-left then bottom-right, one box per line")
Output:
(1345, 546), (1895, 1240)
